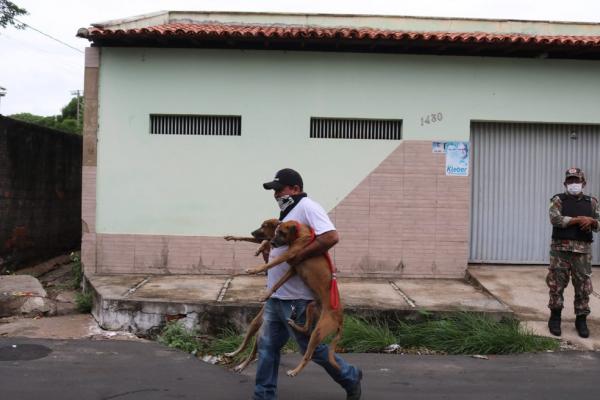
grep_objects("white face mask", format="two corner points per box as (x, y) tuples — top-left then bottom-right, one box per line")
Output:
(567, 183), (583, 195)
(276, 195), (294, 212)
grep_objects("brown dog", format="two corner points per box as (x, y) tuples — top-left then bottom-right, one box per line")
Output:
(224, 218), (281, 262)
(222, 219), (280, 371)
(246, 220), (344, 378)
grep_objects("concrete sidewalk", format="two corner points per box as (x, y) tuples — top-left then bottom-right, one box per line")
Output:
(5, 267), (600, 351)
(468, 266), (600, 350)
(88, 274), (510, 335)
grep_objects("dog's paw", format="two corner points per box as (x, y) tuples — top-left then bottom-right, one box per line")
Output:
(232, 363), (246, 373)
(286, 319), (304, 333)
(246, 267), (262, 274)
(286, 369), (298, 377)
(223, 351), (237, 358)
(224, 236), (235, 241)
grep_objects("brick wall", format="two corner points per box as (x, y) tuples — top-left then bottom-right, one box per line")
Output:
(0, 116), (82, 271)
(330, 140), (470, 278)
(93, 234), (260, 275)
(90, 140), (470, 278)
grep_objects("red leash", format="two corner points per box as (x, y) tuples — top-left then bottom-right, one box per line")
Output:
(324, 252), (340, 310)
(294, 222), (340, 310)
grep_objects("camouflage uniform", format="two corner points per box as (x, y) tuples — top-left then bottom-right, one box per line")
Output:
(547, 194), (599, 316)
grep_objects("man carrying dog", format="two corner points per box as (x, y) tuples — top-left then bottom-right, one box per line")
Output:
(547, 167), (599, 338)
(254, 168), (362, 400)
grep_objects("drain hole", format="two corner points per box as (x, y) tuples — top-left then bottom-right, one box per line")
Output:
(0, 344), (53, 361)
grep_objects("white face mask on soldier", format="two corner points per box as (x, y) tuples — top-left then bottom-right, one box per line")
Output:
(567, 183), (583, 195)
(276, 195), (294, 211)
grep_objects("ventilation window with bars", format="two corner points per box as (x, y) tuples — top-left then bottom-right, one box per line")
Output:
(310, 117), (402, 140)
(149, 114), (242, 136)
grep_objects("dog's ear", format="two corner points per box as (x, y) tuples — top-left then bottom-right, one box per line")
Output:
(287, 223), (296, 237)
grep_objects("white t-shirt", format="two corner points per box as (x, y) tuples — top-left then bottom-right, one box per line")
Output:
(267, 197), (336, 300)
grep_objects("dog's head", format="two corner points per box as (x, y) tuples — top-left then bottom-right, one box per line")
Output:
(251, 218), (280, 241)
(270, 221), (302, 248)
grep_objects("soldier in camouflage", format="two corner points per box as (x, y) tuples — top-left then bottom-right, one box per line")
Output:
(547, 167), (599, 338)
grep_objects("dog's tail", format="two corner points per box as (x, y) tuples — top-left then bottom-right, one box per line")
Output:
(327, 323), (343, 370)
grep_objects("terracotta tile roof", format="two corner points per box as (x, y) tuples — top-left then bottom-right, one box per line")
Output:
(77, 22), (600, 59)
(81, 22), (600, 45)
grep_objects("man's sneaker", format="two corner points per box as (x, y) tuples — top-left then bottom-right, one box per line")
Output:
(575, 315), (589, 338)
(347, 369), (362, 400)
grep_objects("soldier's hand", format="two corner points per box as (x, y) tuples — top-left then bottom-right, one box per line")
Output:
(579, 216), (595, 231)
(568, 217), (583, 227)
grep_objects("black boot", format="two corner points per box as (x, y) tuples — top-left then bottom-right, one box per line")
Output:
(548, 309), (562, 336)
(575, 315), (589, 338)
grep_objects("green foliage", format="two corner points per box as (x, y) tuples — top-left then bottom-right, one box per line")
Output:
(207, 328), (245, 356)
(339, 316), (397, 352)
(70, 252), (83, 289)
(337, 313), (558, 355)
(158, 321), (202, 354)
(70, 251), (91, 312)
(283, 338), (300, 353)
(9, 95), (83, 134)
(0, 0), (27, 30)
(61, 97), (81, 120)
(156, 312), (558, 360)
(75, 291), (93, 313)
(8, 112), (45, 125)
(10, 112), (82, 134)
(394, 312), (559, 355)
(59, 118), (79, 132)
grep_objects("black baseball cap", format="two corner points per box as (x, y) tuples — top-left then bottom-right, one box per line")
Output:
(263, 168), (303, 190)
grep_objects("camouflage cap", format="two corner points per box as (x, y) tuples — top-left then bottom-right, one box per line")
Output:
(565, 167), (585, 180)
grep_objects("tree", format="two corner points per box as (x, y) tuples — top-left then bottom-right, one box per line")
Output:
(61, 96), (81, 121)
(0, 0), (27, 30)
(10, 96), (83, 135)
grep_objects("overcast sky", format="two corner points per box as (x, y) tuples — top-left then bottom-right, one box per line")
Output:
(1, 0), (599, 116)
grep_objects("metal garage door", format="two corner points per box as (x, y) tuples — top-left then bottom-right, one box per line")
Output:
(470, 122), (600, 265)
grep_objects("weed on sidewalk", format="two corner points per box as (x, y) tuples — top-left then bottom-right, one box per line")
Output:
(155, 311), (559, 365)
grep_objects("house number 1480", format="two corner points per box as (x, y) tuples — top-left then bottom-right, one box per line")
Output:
(420, 113), (443, 126)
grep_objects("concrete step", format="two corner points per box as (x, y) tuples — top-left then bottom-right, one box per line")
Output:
(88, 274), (511, 336)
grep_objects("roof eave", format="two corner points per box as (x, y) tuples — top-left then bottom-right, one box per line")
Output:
(78, 34), (600, 60)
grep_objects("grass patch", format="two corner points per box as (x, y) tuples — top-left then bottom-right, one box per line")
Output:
(207, 328), (246, 357)
(339, 316), (397, 352)
(158, 321), (202, 354)
(156, 312), (558, 359)
(75, 291), (93, 313)
(393, 312), (559, 355)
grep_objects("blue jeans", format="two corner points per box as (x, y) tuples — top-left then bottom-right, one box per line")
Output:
(254, 298), (360, 400)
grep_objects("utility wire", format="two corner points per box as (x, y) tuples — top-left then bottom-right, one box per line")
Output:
(13, 18), (84, 54)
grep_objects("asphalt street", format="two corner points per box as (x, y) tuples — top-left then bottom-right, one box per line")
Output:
(1, 337), (600, 399)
